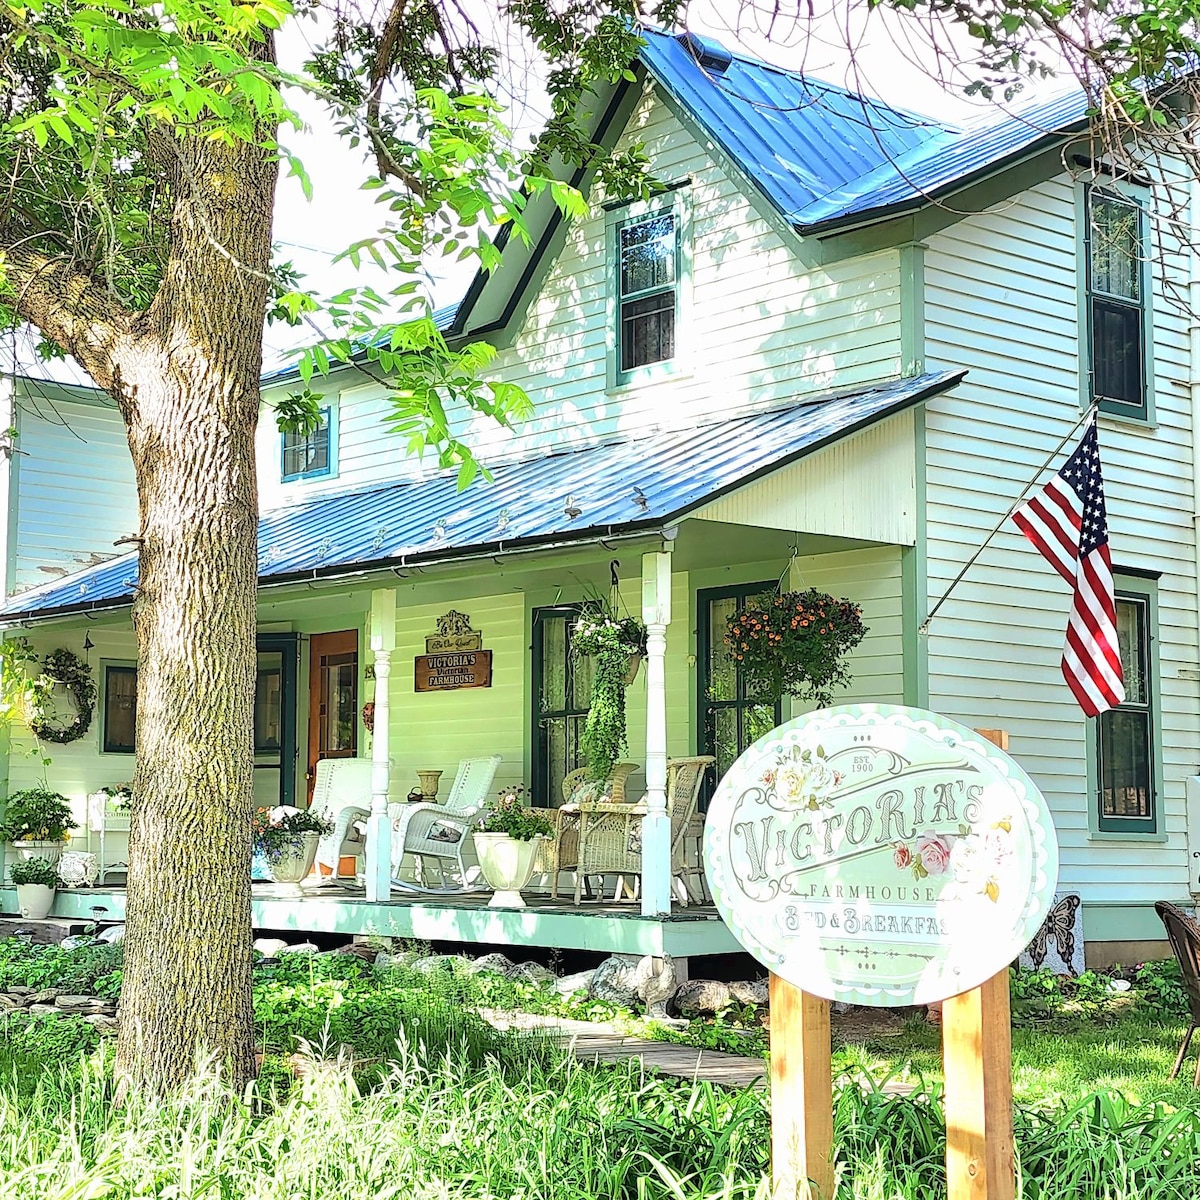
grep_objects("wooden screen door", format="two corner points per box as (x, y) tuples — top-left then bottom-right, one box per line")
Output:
(306, 630), (359, 800)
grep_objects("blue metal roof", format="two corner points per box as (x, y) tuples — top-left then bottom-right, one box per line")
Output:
(2, 369), (964, 621)
(639, 28), (1088, 235)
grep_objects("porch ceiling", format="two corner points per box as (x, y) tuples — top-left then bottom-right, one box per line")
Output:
(2, 368), (962, 625)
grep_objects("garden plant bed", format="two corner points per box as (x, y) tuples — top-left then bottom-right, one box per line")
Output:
(0, 935), (1199, 1198)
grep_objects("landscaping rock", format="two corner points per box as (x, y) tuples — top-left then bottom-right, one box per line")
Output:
(506, 961), (555, 987)
(332, 942), (379, 963)
(97, 925), (126, 944)
(589, 955), (643, 1006)
(727, 980), (769, 1007)
(55, 995), (107, 1013)
(60, 935), (100, 951)
(637, 955), (677, 1019)
(467, 952), (513, 976)
(28, 989), (61, 1006)
(0, 995), (24, 1010)
(280, 942), (320, 955)
(412, 954), (469, 975)
(555, 969), (595, 996)
(29, 1004), (61, 1016)
(82, 1014), (119, 1033)
(670, 980), (732, 1018)
(5, 986), (33, 997)
(254, 938), (289, 958)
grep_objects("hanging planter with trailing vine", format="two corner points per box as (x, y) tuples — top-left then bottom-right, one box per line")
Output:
(573, 606), (648, 783)
(30, 648), (98, 745)
(725, 589), (867, 706)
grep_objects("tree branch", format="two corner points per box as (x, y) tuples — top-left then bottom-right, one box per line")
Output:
(0, 237), (133, 398)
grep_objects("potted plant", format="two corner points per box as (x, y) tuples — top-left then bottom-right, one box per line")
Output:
(724, 589), (868, 706)
(9, 855), (61, 920)
(252, 807), (333, 895)
(573, 604), (648, 784)
(472, 789), (556, 909)
(0, 786), (78, 868)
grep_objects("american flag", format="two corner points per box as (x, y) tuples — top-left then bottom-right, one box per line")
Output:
(1011, 415), (1125, 717)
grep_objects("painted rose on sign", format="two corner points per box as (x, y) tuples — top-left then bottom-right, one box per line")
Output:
(704, 704), (1058, 1008)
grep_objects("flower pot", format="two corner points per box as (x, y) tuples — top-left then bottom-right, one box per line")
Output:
(13, 841), (63, 867)
(15, 883), (55, 920)
(472, 833), (548, 908)
(264, 832), (320, 896)
(624, 654), (643, 685)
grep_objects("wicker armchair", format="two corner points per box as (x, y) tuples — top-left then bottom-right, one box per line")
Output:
(560, 755), (714, 906)
(544, 762), (638, 899)
(1154, 901), (1200, 1084)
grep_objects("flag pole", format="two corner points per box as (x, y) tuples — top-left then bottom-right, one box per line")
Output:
(919, 404), (1098, 635)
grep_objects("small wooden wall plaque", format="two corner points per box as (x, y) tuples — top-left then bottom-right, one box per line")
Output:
(414, 649), (493, 692)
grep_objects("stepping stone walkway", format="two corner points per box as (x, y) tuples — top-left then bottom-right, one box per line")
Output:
(478, 1010), (916, 1094)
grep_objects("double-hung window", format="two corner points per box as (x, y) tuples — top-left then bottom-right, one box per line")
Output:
(281, 407), (334, 481)
(608, 191), (689, 388)
(1095, 588), (1157, 834)
(1087, 189), (1147, 418)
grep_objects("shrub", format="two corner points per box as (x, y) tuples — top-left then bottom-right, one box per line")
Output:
(8, 856), (61, 887)
(0, 787), (77, 843)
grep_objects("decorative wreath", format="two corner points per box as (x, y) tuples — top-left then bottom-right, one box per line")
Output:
(30, 648), (97, 744)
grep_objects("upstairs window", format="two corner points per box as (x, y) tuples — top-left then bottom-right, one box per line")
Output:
(617, 210), (679, 376)
(1097, 591), (1156, 834)
(281, 407), (333, 481)
(1087, 190), (1146, 418)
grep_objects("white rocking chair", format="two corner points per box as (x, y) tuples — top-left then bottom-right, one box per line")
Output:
(311, 758), (374, 885)
(389, 755), (502, 893)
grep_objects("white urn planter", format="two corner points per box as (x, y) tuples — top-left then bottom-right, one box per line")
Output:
(15, 883), (55, 920)
(472, 833), (547, 908)
(264, 832), (320, 896)
(12, 841), (64, 867)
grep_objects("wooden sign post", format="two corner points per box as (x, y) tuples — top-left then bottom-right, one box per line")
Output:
(703, 707), (1056, 1200)
(769, 975), (833, 1200)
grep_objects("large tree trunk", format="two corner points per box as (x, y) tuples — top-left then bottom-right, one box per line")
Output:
(111, 128), (277, 1092)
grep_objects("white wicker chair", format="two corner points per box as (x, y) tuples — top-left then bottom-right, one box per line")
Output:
(389, 755), (502, 892)
(567, 756), (714, 906)
(311, 758), (375, 885)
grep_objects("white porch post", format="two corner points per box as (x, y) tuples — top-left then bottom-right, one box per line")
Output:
(365, 589), (396, 901)
(641, 548), (673, 916)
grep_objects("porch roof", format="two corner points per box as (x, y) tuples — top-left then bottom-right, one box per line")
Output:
(1, 368), (963, 622)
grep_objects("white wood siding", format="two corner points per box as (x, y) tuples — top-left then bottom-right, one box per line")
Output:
(10, 391), (137, 595)
(923, 174), (1198, 919)
(790, 546), (907, 710)
(259, 83), (903, 506)
(696, 412), (916, 545)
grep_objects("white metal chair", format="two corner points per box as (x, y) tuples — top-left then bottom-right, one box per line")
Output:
(311, 758), (374, 885)
(389, 755), (502, 892)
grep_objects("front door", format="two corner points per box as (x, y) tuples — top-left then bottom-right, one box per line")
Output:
(255, 633), (300, 809)
(306, 630), (359, 800)
(531, 605), (595, 807)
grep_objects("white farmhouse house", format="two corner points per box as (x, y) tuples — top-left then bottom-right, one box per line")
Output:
(0, 28), (1195, 969)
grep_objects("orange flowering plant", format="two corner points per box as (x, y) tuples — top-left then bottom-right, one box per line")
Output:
(724, 589), (867, 705)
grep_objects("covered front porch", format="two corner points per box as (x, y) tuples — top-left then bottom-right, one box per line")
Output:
(1, 372), (945, 941)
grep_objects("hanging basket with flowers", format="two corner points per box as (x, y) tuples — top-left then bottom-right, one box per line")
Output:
(573, 604), (648, 784)
(725, 589), (867, 706)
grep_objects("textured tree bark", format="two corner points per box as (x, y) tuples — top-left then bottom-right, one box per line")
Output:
(102, 128), (277, 1093)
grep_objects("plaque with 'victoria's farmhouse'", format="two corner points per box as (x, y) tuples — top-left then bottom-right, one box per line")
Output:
(704, 703), (1059, 1007)
(414, 610), (493, 692)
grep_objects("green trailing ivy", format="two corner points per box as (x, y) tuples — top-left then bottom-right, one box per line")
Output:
(573, 606), (647, 783)
(29, 648), (97, 745)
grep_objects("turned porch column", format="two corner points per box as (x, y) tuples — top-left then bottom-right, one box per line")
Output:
(641, 547), (673, 916)
(364, 589), (396, 901)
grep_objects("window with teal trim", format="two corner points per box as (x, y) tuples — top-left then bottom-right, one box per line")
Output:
(616, 209), (679, 376)
(281, 407), (332, 481)
(1097, 592), (1155, 832)
(1087, 189), (1147, 419)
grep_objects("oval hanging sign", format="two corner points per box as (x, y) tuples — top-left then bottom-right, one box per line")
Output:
(704, 704), (1059, 1007)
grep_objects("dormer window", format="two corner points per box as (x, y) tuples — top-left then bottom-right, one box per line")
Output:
(281, 407), (334, 482)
